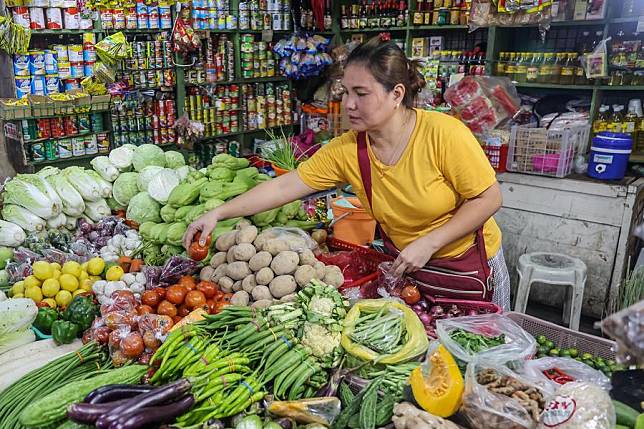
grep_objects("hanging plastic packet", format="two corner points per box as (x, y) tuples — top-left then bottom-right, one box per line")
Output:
(92, 61), (116, 84)
(584, 37), (611, 79)
(95, 32), (129, 65)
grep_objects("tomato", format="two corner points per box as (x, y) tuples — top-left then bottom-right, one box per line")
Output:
(142, 330), (161, 350)
(121, 332), (145, 358)
(213, 289), (224, 300)
(178, 276), (197, 291)
(206, 299), (217, 314)
(177, 303), (191, 317)
(153, 287), (166, 299)
(141, 290), (161, 307)
(108, 330), (122, 349)
(196, 281), (217, 299)
(401, 284), (421, 305)
(172, 315), (183, 325)
(157, 300), (177, 317)
(185, 290), (207, 309)
(188, 241), (209, 261)
(194, 232), (212, 247)
(93, 326), (111, 345)
(136, 304), (154, 315)
(166, 285), (188, 305)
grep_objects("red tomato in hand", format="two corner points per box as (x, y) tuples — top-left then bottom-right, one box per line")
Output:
(400, 284), (421, 305)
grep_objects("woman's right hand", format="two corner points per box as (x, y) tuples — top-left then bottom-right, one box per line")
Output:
(183, 210), (220, 249)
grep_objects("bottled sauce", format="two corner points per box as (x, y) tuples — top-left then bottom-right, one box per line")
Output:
(593, 105), (609, 134)
(608, 105), (625, 133)
(514, 52), (528, 83)
(424, 0), (432, 25)
(623, 99), (642, 138)
(496, 52), (507, 76)
(559, 53), (576, 85)
(397, 1), (407, 27)
(538, 53), (553, 83)
(550, 52), (564, 84)
(340, 5), (349, 28)
(323, 0), (332, 30)
(526, 52), (541, 83)
(574, 53), (589, 85)
(505, 52), (517, 80)
(413, 0), (424, 24)
(359, 1), (368, 28)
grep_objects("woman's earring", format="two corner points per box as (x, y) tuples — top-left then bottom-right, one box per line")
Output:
(395, 103), (400, 109)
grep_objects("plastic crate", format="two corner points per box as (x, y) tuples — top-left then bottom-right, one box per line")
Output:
(507, 124), (590, 178)
(321, 237), (393, 289)
(483, 144), (508, 172)
(506, 311), (615, 360)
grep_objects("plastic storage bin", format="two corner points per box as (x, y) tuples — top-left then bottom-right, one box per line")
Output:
(588, 132), (633, 180)
(507, 124), (590, 178)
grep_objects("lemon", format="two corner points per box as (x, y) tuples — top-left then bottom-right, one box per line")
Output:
(50, 262), (61, 271)
(89, 275), (102, 282)
(105, 266), (125, 282)
(80, 279), (93, 291)
(87, 257), (106, 276)
(41, 278), (61, 297)
(32, 261), (54, 280)
(59, 274), (79, 292)
(42, 298), (57, 309)
(73, 289), (86, 298)
(79, 271), (89, 283)
(10, 281), (25, 297)
(62, 261), (82, 278)
(24, 275), (41, 289)
(81, 261), (88, 271)
(25, 286), (43, 303)
(12, 293), (24, 298)
(55, 290), (73, 307)
(52, 269), (61, 280)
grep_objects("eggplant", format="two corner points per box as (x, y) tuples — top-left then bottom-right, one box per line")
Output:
(84, 384), (157, 404)
(68, 399), (132, 424)
(108, 394), (194, 429)
(95, 379), (191, 429)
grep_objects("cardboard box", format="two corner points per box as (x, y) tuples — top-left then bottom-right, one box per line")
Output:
(411, 38), (427, 57)
(573, 0), (588, 20)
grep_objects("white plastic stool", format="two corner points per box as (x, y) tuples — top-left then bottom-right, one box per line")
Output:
(514, 252), (587, 331)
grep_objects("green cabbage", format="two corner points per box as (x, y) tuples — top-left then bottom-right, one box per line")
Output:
(0, 247), (14, 270)
(137, 166), (165, 192)
(175, 165), (193, 181)
(3, 178), (58, 219)
(126, 192), (161, 224)
(106, 197), (125, 212)
(148, 169), (180, 204)
(112, 172), (140, 206)
(132, 144), (166, 172)
(164, 151), (186, 168)
(90, 156), (120, 182)
(109, 146), (134, 170)
(1, 205), (46, 232)
(0, 298), (37, 336)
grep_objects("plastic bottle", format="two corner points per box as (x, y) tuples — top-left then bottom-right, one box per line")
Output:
(559, 53), (575, 85)
(623, 99), (642, 139)
(496, 52), (507, 76)
(526, 52), (540, 83)
(506, 52), (517, 80)
(608, 104), (625, 133)
(593, 105), (610, 134)
(515, 52), (527, 83)
(538, 53), (552, 83)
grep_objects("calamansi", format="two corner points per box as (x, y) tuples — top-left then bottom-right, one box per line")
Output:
(62, 261), (82, 278)
(32, 261), (54, 280)
(106, 266), (124, 282)
(55, 290), (72, 307)
(59, 274), (79, 292)
(24, 275), (41, 289)
(25, 286), (43, 303)
(87, 257), (106, 276)
(41, 278), (60, 297)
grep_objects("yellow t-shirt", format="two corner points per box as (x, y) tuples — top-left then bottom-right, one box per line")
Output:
(297, 109), (502, 259)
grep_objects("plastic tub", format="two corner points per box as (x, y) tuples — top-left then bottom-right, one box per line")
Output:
(330, 197), (376, 246)
(271, 163), (289, 176)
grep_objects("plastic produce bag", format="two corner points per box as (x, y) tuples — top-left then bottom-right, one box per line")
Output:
(267, 397), (341, 426)
(341, 299), (428, 364)
(601, 301), (643, 366)
(436, 313), (536, 365)
(520, 357), (611, 393)
(374, 261), (406, 297)
(461, 361), (547, 429)
(260, 227), (319, 253)
(538, 382), (615, 429)
(158, 256), (198, 286)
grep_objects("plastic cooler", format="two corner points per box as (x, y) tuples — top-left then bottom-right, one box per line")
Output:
(506, 311), (616, 360)
(588, 132), (633, 180)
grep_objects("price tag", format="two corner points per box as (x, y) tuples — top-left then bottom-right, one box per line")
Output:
(261, 30), (273, 42)
(637, 16), (644, 33)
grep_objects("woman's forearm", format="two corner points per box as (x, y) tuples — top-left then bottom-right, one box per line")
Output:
(213, 171), (317, 220)
(424, 182), (503, 252)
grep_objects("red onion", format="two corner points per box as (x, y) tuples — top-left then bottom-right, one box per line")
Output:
(418, 313), (433, 326)
(429, 305), (445, 317)
(412, 304), (424, 313)
(416, 300), (429, 311)
(467, 309), (479, 316)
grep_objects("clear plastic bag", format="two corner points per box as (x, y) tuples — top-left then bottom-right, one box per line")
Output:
(584, 37), (611, 79)
(461, 361), (547, 429)
(267, 397), (341, 426)
(375, 261), (406, 298)
(538, 382), (615, 429)
(158, 256), (198, 286)
(260, 227), (319, 253)
(520, 357), (611, 393)
(601, 300), (643, 366)
(436, 313), (536, 365)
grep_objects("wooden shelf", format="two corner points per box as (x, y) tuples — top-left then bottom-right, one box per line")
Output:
(341, 27), (408, 32)
(551, 19), (606, 26)
(186, 76), (288, 87)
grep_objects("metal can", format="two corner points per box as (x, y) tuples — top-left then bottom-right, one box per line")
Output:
(449, 8), (459, 25)
(43, 140), (57, 160)
(44, 49), (58, 74)
(29, 50), (45, 75)
(77, 113), (90, 133)
(50, 117), (64, 137)
(31, 142), (46, 162)
(64, 115), (78, 135)
(45, 7), (63, 29)
(36, 118), (51, 139)
(438, 8), (449, 25)
(85, 134), (98, 154)
(13, 54), (30, 77)
(125, 7), (137, 29)
(45, 75), (60, 95)
(90, 113), (104, 131)
(96, 132), (110, 153)
(57, 138), (72, 158)
(12, 7), (31, 29)
(71, 137), (85, 156)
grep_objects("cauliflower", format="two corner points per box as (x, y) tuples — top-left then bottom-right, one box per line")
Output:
(301, 322), (341, 359)
(309, 295), (335, 318)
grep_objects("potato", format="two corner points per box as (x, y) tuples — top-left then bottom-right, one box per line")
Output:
(253, 231), (271, 250)
(212, 263), (228, 283)
(230, 290), (250, 306)
(271, 251), (299, 275)
(236, 225), (258, 244)
(209, 252), (227, 269)
(279, 293), (298, 303)
(251, 285), (272, 301)
(232, 280), (242, 292)
(200, 266), (215, 282)
(233, 243), (256, 262)
(251, 299), (273, 309)
(249, 251), (272, 272)
(219, 276), (234, 293)
(263, 239), (290, 256)
(311, 229), (328, 245)
(226, 245), (237, 264)
(314, 261), (326, 279)
(255, 267), (275, 285)
(227, 261), (252, 281)
(242, 275), (256, 293)
(269, 275), (297, 298)
(235, 219), (252, 230)
(294, 265), (316, 287)
(323, 265), (344, 288)
(215, 231), (238, 251)
(299, 249), (317, 266)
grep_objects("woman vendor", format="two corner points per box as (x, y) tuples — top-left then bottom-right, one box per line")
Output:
(184, 37), (511, 310)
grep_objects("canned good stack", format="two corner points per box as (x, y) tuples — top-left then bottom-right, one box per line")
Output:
(111, 94), (177, 146)
(240, 34), (278, 79)
(117, 36), (175, 90)
(238, 0), (291, 31)
(241, 82), (292, 130)
(13, 35), (96, 98)
(10, 0), (92, 31)
(189, 0), (237, 30)
(99, 1), (173, 30)
(185, 34), (235, 85)
(185, 85), (241, 136)
(193, 139), (240, 166)
(23, 112), (109, 162)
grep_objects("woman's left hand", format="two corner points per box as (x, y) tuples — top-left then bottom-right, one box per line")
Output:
(390, 235), (441, 277)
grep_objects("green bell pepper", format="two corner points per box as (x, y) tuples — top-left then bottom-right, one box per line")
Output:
(52, 320), (79, 345)
(63, 295), (98, 331)
(33, 307), (58, 334)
